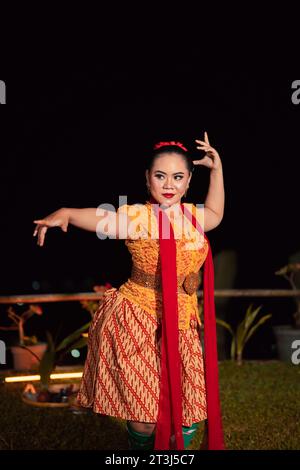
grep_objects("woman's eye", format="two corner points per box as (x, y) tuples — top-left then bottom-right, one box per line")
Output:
(155, 174), (183, 180)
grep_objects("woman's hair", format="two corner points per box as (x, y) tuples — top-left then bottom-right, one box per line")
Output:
(146, 142), (194, 174)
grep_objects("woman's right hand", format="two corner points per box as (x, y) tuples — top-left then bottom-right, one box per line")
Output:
(33, 208), (70, 247)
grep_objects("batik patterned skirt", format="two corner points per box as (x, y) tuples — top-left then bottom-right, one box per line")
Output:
(77, 288), (207, 427)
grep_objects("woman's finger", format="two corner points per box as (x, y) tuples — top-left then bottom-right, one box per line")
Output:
(198, 146), (217, 158)
(34, 219), (58, 229)
(41, 226), (48, 246)
(193, 156), (214, 167)
(196, 145), (211, 151)
(196, 141), (210, 147)
(193, 157), (209, 165)
(204, 131), (210, 145)
(37, 226), (43, 246)
(38, 226), (48, 247)
(199, 158), (213, 168)
(40, 227), (47, 246)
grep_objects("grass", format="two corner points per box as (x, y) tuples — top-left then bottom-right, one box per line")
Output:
(0, 361), (299, 450)
(218, 361), (300, 450)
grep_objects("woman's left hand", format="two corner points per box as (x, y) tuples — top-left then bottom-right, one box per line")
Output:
(193, 132), (222, 170)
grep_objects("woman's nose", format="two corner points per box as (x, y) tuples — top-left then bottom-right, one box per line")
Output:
(163, 177), (174, 188)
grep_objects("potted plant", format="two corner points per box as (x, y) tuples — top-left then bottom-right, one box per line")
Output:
(22, 321), (90, 407)
(21, 282), (112, 406)
(0, 304), (47, 370)
(216, 303), (272, 365)
(273, 263), (300, 362)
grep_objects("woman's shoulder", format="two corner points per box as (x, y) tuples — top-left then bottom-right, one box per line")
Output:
(182, 202), (205, 228)
(182, 201), (204, 214)
(116, 202), (148, 219)
(117, 202), (150, 239)
(182, 202), (194, 211)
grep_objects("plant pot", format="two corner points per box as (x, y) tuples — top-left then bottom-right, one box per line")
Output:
(10, 342), (47, 371)
(22, 383), (79, 408)
(273, 325), (300, 363)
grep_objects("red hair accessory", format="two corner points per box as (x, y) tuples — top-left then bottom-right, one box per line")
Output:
(154, 141), (188, 152)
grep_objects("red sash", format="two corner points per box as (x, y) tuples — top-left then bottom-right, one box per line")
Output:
(151, 197), (225, 450)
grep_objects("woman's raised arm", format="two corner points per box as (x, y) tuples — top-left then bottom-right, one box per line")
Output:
(193, 132), (225, 231)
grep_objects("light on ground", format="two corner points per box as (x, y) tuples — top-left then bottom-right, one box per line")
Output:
(4, 372), (83, 383)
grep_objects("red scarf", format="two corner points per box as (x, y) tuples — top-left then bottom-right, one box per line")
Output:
(150, 197), (225, 450)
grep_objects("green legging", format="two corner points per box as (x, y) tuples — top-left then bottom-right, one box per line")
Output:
(127, 422), (199, 450)
(126, 422), (155, 450)
(182, 422), (199, 448)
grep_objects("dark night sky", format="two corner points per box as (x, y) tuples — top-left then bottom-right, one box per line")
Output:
(1, 51), (300, 357)
(1, 71), (299, 291)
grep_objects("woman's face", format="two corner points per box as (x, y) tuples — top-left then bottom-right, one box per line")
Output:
(145, 153), (192, 208)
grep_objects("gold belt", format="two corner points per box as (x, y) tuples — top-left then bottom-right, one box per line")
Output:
(130, 265), (200, 295)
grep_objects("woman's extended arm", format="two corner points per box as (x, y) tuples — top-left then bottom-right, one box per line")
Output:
(68, 208), (109, 232)
(33, 207), (129, 246)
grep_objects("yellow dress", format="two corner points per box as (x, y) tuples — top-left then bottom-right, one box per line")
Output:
(77, 201), (208, 426)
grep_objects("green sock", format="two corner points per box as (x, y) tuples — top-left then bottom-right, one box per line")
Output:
(126, 422), (155, 450)
(182, 422), (199, 449)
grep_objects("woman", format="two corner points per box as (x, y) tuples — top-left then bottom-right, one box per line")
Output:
(33, 132), (225, 450)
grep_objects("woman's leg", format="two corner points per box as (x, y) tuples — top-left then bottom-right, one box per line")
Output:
(127, 421), (203, 450)
(182, 422), (199, 449)
(127, 421), (156, 450)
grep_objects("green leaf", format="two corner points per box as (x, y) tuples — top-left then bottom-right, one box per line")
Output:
(60, 337), (88, 357)
(216, 318), (234, 336)
(244, 305), (262, 331)
(38, 349), (56, 389)
(230, 337), (236, 360)
(236, 305), (262, 353)
(46, 331), (55, 353)
(236, 320), (247, 353)
(56, 322), (91, 352)
(244, 314), (272, 344)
